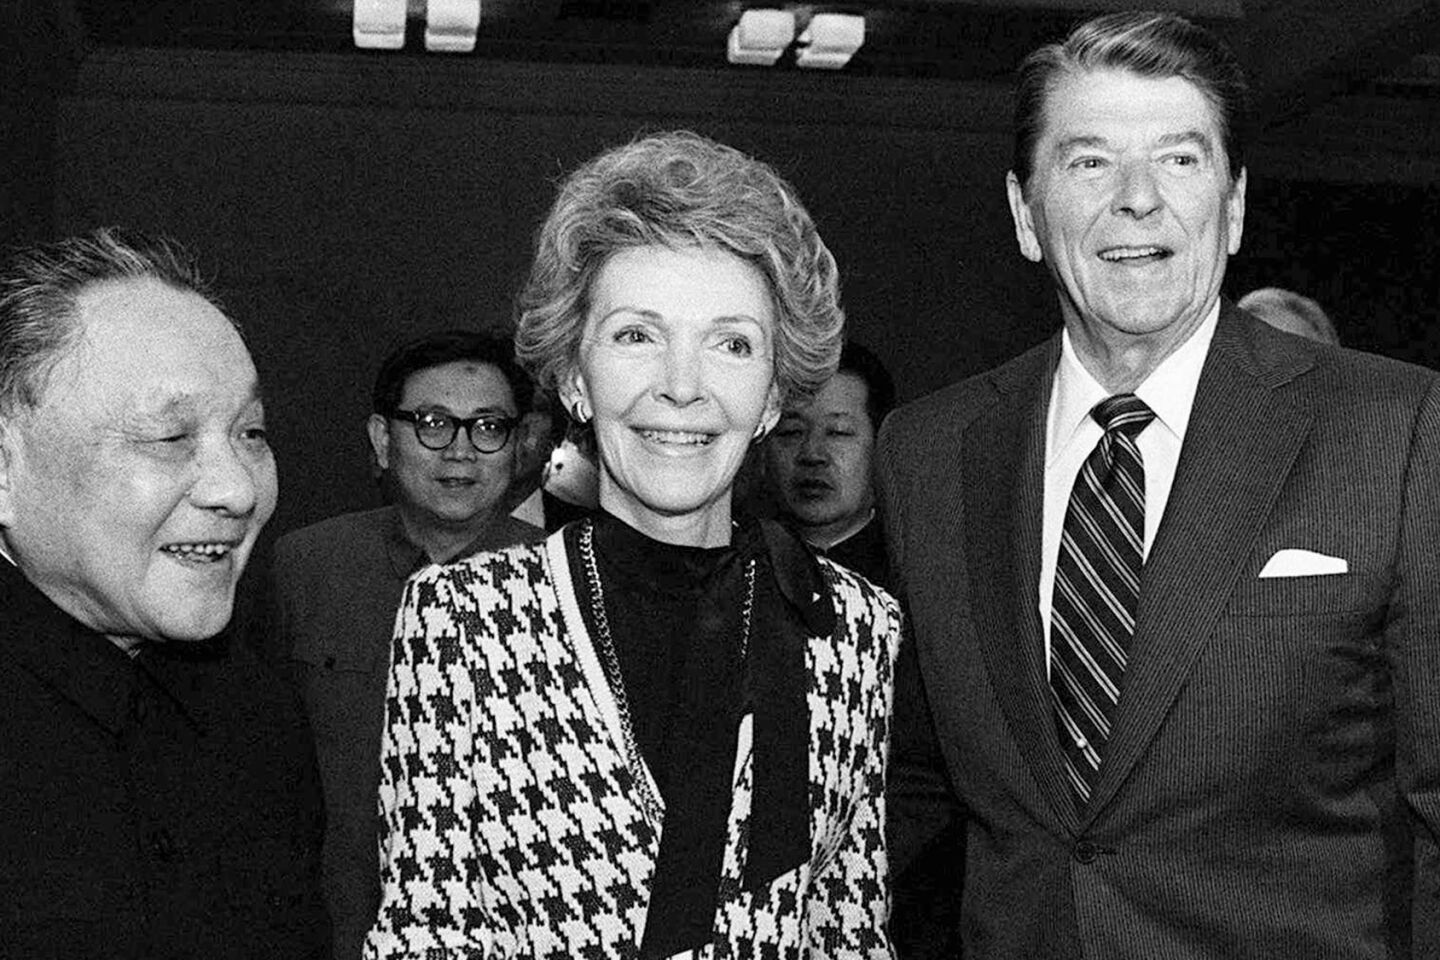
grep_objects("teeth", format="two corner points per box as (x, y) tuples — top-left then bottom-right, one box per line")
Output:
(1100, 247), (1166, 262)
(640, 430), (712, 445)
(163, 543), (232, 561)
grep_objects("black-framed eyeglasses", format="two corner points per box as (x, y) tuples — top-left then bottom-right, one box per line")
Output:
(389, 409), (518, 453)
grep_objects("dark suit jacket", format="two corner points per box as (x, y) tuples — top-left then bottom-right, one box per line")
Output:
(0, 559), (328, 960)
(271, 505), (543, 960)
(877, 304), (1440, 959)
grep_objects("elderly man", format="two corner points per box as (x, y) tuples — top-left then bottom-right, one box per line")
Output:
(765, 340), (895, 587)
(0, 228), (327, 959)
(879, 11), (1440, 958)
(271, 330), (543, 960)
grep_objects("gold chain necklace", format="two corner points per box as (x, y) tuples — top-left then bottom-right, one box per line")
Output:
(577, 520), (756, 825)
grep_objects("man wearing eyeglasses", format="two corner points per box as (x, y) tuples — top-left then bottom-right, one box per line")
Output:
(271, 330), (544, 960)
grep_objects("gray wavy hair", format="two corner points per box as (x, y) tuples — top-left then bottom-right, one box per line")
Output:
(515, 131), (844, 409)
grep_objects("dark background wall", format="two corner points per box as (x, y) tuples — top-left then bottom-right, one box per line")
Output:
(15, 45), (1440, 537)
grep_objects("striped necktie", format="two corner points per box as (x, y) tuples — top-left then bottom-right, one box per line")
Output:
(1050, 393), (1155, 806)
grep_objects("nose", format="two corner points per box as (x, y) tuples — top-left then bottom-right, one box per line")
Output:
(190, 437), (263, 517)
(797, 429), (828, 465)
(1112, 160), (1162, 220)
(657, 342), (705, 407)
(440, 427), (479, 461)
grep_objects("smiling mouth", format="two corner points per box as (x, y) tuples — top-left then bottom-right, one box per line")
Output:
(1098, 245), (1173, 264)
(436, 477), (476, 487)
(161, 542), (236, 564)
(637, 429), (714, 446)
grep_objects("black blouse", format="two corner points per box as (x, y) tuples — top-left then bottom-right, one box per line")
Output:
(565, 512), (833, 957)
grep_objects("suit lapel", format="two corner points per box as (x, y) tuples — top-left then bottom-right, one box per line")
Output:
(1084, 305), (1315, 818)
(964, 337), (1079, 828)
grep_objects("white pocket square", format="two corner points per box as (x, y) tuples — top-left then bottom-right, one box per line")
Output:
(1258, 548), (1348, 578)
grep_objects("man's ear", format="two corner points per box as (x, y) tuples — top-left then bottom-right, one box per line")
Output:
(0, 417), (19, 528)
(514, 411), (550, 473)
(1226, 166), (1247, 256)
(1006, 170), (1044, 264)
(366, 414), (392, 472)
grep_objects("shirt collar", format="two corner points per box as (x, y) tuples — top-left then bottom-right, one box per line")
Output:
(1048, 300), (1219, 462)
(385, 505), (524, 573)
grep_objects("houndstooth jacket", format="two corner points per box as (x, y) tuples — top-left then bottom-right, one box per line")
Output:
(363, 528), (902, 959)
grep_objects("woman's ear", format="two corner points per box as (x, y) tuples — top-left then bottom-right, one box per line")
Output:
(755, 382), (783, 440)
(560, 366), (592, 424)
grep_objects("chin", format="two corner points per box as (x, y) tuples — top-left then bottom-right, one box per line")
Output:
(789, 506), (833, 527)
(435, 496), (503, 522)
(154, 597), (237, 642)
(148, 624), (231, 644)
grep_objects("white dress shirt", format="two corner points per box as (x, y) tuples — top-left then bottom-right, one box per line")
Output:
(1039, 302), (1220, 665)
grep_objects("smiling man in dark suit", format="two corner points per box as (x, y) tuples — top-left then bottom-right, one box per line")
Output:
(0, 228), (327, 959)
(878, 11), (1440, 958)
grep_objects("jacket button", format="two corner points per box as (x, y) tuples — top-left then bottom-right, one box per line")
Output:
(147, 829), (178, 862)
(1073, 840), (1098, 864)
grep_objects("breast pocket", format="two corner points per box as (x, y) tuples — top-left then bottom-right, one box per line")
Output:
(290, 631), (384, 676)
(1, 856), (137, 922)
(1225, 569), (1382, 618)
(290, 634), (390, 780)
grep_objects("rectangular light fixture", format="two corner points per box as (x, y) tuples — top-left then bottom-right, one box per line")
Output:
(727, 9), (796, 66)
(796, 12), (864, 69)
(353, 0), (406, 50)
(426, 0), (481, 53)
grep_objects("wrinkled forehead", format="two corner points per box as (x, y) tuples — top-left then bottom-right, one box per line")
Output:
(38, 280), (259, 415)
(1041, 66), (1224, 133)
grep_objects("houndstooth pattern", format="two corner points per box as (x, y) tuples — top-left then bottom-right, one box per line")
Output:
(364, 532), (901, 959)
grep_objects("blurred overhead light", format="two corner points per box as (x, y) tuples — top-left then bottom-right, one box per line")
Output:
(426, 0), (480, 52)
(727, 9), (796, 66)
(796, 13), (864, 69)
(354, 0), (406, 49)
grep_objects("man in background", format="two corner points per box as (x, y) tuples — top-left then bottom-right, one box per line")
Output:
(765, 340), (895, 588)
(1238, 285), (1340, 345)
(881, 11), (1440, 957)
(765, 340), (963, 957)
(0, 227), (327, 959)
(272, 330), (543, 960)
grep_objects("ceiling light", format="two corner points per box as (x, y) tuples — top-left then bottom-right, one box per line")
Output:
(796, 13), (864, 70)
(426, 0), (481, 53)
(727, 9), (796, 67)
(353, 0), (406, 50)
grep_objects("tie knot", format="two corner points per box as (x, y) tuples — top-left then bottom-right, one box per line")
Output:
(1091, 394), (1155, 438)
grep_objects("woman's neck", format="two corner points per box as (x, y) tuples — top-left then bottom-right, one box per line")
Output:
(598, 493), (733, 548)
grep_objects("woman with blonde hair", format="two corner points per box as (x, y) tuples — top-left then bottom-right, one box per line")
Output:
(366, 131), (900, 959)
